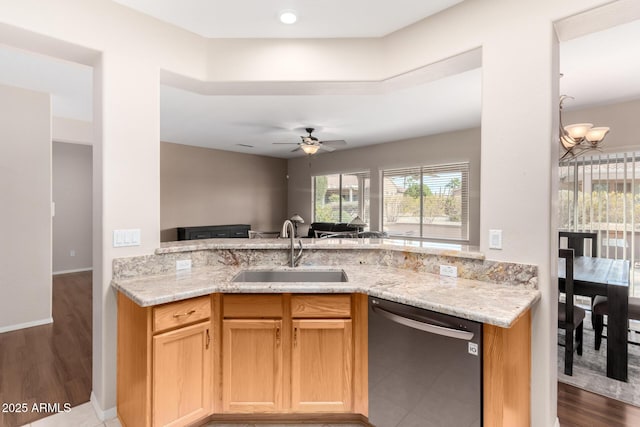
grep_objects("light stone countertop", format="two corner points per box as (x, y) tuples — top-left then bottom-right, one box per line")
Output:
(111, 264), (540, 328)
(156, 237), (486, 260)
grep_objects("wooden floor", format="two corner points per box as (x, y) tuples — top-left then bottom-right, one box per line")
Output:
(0, 271), (92, 427)
(558, 382), (640, 427)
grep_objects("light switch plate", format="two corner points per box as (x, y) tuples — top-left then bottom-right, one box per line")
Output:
(489, 229), (503, 250)
(113, 229), (141, 247)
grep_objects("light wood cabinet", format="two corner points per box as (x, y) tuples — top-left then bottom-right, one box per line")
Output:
(221, 319), (283, 412)
(153, 321), (212, 427)
(291, 319), (353, 412)
(117, 293), (213, 427)
(119, 290), (530, 425)
(220, 294), (363, 415)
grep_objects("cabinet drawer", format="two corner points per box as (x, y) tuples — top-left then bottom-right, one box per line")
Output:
(153, 296), (211, 333)
(223, 294), (283, 318)
(291, 295), (351, 318)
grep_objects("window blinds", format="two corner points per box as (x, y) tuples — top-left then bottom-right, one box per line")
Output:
(382, 162), (469, 241)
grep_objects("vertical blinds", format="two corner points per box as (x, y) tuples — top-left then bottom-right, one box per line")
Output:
(559, 152), (639, 294)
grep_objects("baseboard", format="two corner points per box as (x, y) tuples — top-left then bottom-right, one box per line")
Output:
(0, 317), (53, 334)
(205, 413), (369, 425)
(53, 267), (93, 275)
(90, 392), (117, 421)
(555, 416), (560, 427)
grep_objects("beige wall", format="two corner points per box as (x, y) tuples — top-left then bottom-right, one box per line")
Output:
(0, 84), (52, 332)
(52, 141), (92, 273)
(161, 142), (288, 242)
(288, 128), (481, 245)
(564, 98), (640, 152)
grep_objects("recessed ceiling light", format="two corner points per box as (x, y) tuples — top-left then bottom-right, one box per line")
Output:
(279, 10), (297, 25)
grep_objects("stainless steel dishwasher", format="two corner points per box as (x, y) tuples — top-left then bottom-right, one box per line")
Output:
(368, 296), (482, 427)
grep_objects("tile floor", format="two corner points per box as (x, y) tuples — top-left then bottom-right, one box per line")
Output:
(19, 403), (121, 427)
(19, 404), (363, 427)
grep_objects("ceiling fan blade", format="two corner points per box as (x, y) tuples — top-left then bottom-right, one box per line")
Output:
(290, 146), (302, 152)
(273, 142), (300, 145)
(320, 139), (347, 146)
(318, 144), (336, 152)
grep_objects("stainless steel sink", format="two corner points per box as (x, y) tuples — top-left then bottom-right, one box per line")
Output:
(232, 269), (348, 283)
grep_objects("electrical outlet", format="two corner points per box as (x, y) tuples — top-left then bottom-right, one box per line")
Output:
(70, 250), (76, 257)
(176, 259), (192, 271)
(440, 265), (458, 278)
(489, 229), (503, 250)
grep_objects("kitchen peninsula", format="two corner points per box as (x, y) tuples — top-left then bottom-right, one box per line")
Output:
(112, 238), (540, 427)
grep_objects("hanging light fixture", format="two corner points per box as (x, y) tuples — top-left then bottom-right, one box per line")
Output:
(559, 95), (610, 160)
(300, 144), (320, 155)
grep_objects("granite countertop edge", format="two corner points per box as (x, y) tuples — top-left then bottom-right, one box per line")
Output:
(111, 265), (540, 329)
(155, 238), (486, 260)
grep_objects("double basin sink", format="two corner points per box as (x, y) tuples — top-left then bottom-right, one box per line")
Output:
(232, 269), (348, 283)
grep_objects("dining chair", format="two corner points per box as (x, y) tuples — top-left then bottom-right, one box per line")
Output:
(591, 296), (640, 350)
(559, 231), (599, 257)
(559, 248), (585, 376)
(559, 230), (599, 338)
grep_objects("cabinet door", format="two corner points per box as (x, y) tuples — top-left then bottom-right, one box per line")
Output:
(291, 319), (353, 412)
(152, 321), (212, 427)
(222, 319), (283, 413)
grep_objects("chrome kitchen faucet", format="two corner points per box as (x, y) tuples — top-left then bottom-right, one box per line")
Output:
(281, 220), (303, 267)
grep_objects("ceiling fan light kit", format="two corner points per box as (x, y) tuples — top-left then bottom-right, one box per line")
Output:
(273, 127), (348, 156)
(301, 144), (320, 155)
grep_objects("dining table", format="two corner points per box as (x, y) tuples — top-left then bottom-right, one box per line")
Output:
(558, 255), (630, 382)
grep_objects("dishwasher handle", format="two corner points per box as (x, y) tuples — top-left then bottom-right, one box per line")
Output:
(371, 304), (475, 341)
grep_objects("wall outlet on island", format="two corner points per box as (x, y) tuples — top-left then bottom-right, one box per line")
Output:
(439, 265), (458, 278)
(176, 259), (192, 271)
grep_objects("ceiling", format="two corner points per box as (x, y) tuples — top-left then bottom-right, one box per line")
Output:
(110, 0), (464, 38)
(0, 9), (639, 159)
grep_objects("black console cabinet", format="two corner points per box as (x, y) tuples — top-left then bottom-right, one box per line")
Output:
(177, 224), (250, 240)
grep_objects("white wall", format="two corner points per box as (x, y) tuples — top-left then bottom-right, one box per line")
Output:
(53, 117), (93, 144)
(287, 127), (481, 245)
(0, 84), (52, 333)
(0, 0), (629, 423)
(52, 141), (92, 273)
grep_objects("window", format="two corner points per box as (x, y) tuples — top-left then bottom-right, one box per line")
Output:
(313, 171), (370, 226)
(559, 151), (640, 296)
(382, 162), (469, 241)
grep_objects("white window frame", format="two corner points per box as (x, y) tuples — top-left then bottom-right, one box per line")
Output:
(381, 162), (470, 242)
(312, 171), (370, 224)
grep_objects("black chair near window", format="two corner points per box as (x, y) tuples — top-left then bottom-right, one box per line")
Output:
(560, 230), (599, 337)
(559, 248), (585, 376)
(559, 231), (598, 257)
(592, 296), (640, 350)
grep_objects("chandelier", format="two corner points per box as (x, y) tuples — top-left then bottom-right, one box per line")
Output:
(559, 95), (609, 160)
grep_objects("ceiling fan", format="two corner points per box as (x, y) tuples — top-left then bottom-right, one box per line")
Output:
(274, 128), (347, 155)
